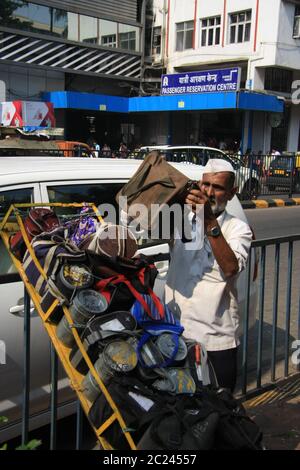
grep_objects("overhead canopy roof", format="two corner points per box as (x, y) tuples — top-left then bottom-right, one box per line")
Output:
(43, 90), (284, 114)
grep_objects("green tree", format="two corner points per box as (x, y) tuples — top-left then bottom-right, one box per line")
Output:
(0, 0), (28, 28)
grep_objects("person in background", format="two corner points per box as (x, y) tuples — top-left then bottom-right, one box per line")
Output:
(88, 139), (100, 158)
(165, 159), (252, 392)
(119, 142), (128, 158)
(102, 143), (111, 157)
(219, 138), (227, 151)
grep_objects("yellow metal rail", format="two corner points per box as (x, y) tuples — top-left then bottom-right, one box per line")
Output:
(0, 202), (137, 450)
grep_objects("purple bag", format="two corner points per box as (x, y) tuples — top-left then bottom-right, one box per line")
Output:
(65, 207), (99, 247)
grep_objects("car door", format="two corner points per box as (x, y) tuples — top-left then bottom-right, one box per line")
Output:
(0, 183), (53, 442)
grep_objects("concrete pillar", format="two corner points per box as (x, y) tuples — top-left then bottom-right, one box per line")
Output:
(287, 104), (300, 151)
(251, 112), (266, 152)
(263, 114), (272, 154)
(242, 111), (250, 153)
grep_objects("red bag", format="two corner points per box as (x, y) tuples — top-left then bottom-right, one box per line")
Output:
(9, 208), (60, 261)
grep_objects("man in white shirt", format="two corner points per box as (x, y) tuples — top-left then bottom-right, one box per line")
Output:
(165, 159), (252, 391)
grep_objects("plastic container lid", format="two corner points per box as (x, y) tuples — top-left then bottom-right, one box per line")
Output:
(103, 340), (138, 373)
(73, 289), (108, 316)
(60, 264), (93, 289)
(156, 333), (187, 362)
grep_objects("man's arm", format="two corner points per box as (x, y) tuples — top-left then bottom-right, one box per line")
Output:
(205, 218), (239, 278)
(186, 190), (239, 279)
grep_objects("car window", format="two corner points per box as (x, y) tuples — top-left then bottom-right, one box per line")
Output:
(0, 187), (34, 281)
(206, 150), (241, 170)
(46, 183), (124, 221)
(46, 182), (168, 248)
(270, 157), (293, 170)
(190, 149), (205, 165)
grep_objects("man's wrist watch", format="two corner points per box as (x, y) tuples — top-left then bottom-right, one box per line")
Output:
(206, 225), (221, 237)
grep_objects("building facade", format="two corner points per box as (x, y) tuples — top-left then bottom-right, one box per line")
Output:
(0, 0), (145, 147)
(148, 0), (300, 152)
(1, 0), (299, 152)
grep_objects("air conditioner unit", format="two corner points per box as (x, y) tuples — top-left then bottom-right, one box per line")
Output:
(293, 16), (300, 38)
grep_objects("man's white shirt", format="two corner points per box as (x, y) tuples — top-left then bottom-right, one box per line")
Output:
(164, 210), (252, 351)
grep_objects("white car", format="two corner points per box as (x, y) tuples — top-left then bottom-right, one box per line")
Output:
(0, 156), (258, 443)
(132, 145), (261, 199)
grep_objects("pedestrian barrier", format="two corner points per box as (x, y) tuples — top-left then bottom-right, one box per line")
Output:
(241, 234), (300, 398)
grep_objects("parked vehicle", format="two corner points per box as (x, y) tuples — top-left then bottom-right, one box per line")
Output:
(0, 156), (258, 443)
(265, 153), (300, 192)
(131, 145), (261, 199)
(0, 127), (93, 158)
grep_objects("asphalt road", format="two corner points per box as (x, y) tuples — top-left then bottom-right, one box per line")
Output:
(245, 205), (300, 239)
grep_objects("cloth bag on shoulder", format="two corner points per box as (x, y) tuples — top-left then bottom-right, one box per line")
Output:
(116, 151), (197, 233)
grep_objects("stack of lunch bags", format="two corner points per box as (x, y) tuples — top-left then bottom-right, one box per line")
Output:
(12, 206), (264, 451)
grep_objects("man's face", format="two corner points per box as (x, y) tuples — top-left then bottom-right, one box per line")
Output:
(200, 172), (237, 214)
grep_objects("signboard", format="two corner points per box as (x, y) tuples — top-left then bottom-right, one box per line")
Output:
(161, 67), (241, 96)
(0, 101), (56, 127)
(0, 101), (23, 126)
(22, 101), (56, 127)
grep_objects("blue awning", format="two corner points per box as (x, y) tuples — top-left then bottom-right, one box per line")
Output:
(43, 90), (284, 114)
(42, 91), (128, 113)
(237, 91), (284, 112)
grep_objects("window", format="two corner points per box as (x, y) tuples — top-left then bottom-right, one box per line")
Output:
(65, 12), (79, 41)
(229, 10), (252, 44)
(0, 187), (34, 281)
(0, 3), (141, 52)
(200, 16), (221, 46)
(176, 21), (194, 51)
(46, 183), (124, 221)
(119, 24), (139, 51)
(264, 67), (293, 93)
(100, 19), (118, 47)
(101, 34), (117, 47)
(293, 6), (300, 38)
(152, 26), (161, 55)
(80, 15), (98, 44)
(8, 2), (52, 35)
(119, 31), (136, 50)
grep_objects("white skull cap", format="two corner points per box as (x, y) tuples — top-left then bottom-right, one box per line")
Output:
(203, 158), (235, 175)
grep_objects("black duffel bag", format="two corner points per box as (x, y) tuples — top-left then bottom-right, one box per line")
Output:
(88, 376), (175, 450)
(137, 389), (264, 451)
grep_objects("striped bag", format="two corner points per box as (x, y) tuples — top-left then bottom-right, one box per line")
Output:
(23, 228), (86, 300)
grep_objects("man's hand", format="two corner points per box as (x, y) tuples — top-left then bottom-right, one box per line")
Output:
(185, 188), (215, 222)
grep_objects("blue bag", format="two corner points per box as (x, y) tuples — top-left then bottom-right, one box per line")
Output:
(130, 294), (184, 368)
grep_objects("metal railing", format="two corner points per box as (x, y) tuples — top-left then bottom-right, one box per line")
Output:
(13, 233), (300, 448)
(240, 234), (300, 398)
